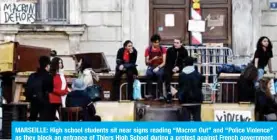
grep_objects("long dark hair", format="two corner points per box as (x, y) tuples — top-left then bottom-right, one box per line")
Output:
(259, 77), (273, 99)
(123, 40), (132, 48)
(50, 57), (63, 76)
(79, 56), (92, 73)
(256, 36), (273, 52)
(242, 64), (258, 81)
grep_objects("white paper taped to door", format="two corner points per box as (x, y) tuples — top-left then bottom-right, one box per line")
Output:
(165, 14), (175, 27)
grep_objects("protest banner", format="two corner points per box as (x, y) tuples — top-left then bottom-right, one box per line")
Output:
(0, 2), (36, 24)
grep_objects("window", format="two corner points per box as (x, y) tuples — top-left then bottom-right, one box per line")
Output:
(35, 0), (68, 24)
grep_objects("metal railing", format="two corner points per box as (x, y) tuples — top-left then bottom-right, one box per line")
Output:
(35, 0), (68, 23)
(185, 46), (234, 83)
(120, 81), (237, 103)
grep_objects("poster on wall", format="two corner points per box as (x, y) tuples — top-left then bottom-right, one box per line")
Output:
(0, 2), (36, 24)
(165, 14), (175, 27)
(214, 110), (252, 122)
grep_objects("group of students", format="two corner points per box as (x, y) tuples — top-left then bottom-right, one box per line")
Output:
(112, 34), (204, 106)
(25, 55), (101, 121)
(238, 36), (277, 121)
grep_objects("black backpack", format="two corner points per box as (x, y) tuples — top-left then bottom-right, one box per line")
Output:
(24, 73), (45, 102)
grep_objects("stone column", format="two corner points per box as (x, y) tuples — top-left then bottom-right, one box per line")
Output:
(69, 0), (81, 24)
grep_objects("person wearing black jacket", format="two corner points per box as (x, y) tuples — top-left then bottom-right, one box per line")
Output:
(164, 39), (188, 102)
(66, 79), (101, 121)
(25, 56), (53, 121)
(178, 57), (204, 121)
(112, 40), (138, 100)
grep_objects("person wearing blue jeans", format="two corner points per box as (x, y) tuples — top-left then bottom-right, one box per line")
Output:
(145, 34), (167, 100)
(146, 66), (164, 99)
(253, 37), (273, 87)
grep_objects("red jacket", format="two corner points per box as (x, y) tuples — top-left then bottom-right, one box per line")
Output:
(49, 74), (68, 104)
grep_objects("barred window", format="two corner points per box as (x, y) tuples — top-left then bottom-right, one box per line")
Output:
(36, 0), (68, 24)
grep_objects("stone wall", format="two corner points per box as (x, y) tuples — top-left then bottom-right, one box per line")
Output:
(80, 0), (149, 71)
(261, 0), (277, 70)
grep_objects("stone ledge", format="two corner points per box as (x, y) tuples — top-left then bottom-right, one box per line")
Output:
(0, 24), (87, 35)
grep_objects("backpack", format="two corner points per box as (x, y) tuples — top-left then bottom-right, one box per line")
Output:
(24, 73), (45, 102)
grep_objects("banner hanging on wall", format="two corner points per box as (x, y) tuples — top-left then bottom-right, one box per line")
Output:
(0, 2), (36, 24)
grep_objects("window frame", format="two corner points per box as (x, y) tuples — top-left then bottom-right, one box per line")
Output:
(35, 0), (70, 25)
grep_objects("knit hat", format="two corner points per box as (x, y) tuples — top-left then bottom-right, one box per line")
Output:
(39, 56), (51, 69)
(72, 78), (86, 91)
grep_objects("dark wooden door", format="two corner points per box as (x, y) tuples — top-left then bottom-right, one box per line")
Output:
(150, 0), (232, 46)
(201, 0), (232, 46)
(150, 0), (189, 45)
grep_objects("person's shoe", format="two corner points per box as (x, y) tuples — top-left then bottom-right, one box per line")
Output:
(144, 95), (153, 100)
(166, 92), (172, 103)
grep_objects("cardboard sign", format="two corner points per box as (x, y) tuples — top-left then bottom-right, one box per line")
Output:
(214, 110), (252, 122)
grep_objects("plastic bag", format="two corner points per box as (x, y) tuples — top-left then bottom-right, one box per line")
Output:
(133, 79), (142, 100)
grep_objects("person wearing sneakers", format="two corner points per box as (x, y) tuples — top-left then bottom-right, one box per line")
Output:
(145, 34), (167, 100)
(164, 38), (188, 103)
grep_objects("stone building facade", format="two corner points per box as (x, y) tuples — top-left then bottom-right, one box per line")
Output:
(0, 0), (276, 71)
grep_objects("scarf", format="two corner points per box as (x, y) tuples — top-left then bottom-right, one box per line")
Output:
(123, 49), (130, 63)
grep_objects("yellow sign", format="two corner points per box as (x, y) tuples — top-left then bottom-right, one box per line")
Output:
(95, 101), (135, 121)
(0, 42), (15, 72)
(192, 0), (200, 9)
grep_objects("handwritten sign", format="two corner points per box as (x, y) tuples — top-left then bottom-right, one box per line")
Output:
(1, 2), (36, 24)
(214, 110), (252, 122)
(188, 20), (206, 32)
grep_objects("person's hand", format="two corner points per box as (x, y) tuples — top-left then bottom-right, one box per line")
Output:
(129, 48), (134, 53)
(172, 66), (179, 73)
(119, 65), (124, 71)
(153, 67), (160, 73)
(152, 56), (159, 60)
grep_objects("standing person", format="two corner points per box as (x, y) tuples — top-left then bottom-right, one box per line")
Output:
(112, 40), (138, 100)
(49, 57), (69, 121)
(164, 38), (188, 103)
(178, 57), (204, 121)
(145, 34), (167, 100)
(25, 56), (53, 121)
(253, 36), (273, 81)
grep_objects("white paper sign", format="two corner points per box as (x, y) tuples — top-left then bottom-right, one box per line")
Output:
(1, 2), (36, 24)
(188, 20), (206, 32)
(214, 110), (252, 122)
(165, 14), (175, 27)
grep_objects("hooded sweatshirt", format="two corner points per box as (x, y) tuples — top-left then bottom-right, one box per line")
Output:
(178, 66), (204, 103)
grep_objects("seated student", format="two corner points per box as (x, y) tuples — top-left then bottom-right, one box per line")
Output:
(178, 57), (204, 121)
(237, 64), (258, 103)
(145, 34), (167, 100)
(66, 79), (101, 121)
(112, 40), (138, 100)
(255, 77), (277, 121)
(164, 38), (188, 103)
